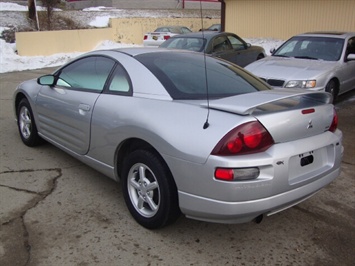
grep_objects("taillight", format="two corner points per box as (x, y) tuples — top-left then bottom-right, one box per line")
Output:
(215, 167), (260, 181)
(212, 121), (274, 156)
(164, 35), (170, 40)
(329, 108), (338, 132)
(144, 35), (148, 40)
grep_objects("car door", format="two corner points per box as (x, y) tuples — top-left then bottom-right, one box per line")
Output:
(338, 37), (355, 93)
(210, 35), (237, 64)
(226, 34), (256, 67)
(35, 56), (116, 155)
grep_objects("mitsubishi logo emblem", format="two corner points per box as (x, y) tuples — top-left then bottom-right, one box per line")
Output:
(307, 120), (313, 129)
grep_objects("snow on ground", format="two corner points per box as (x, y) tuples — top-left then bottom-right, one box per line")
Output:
(0, 2), (61, 11)
(0, 2), (284, 74)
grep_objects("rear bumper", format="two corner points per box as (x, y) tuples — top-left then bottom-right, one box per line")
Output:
(143, 40), (163, 47)
(178, 166), (340, 224)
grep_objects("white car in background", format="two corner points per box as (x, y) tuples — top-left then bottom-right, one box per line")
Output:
(245, 32), (355, 102)
(143, 26), (192, 47)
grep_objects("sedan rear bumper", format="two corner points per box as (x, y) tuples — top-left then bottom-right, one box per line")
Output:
(178, 166), (340, 224)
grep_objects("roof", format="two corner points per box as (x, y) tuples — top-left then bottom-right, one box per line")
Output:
(168, 31), (235, 40)
(299, 32), (355, 39)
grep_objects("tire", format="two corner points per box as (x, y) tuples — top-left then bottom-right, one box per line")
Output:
(256, 54), (264, 60)
(17, 98), (41, 147)
(325, 79), (339, 103)
(121, 149), (180, 229)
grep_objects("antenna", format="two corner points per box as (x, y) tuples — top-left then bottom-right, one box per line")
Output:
(200, 0), (210, 130)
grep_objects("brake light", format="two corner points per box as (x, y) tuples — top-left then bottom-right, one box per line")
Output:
(212, 121), (274, 156)
(302, 108), (315, 114)
(329, 109), (338, 132)
(144, 35), (148, 40)
(164, 35), (170, 40)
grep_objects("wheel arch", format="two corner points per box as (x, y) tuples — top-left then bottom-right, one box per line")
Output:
(256, 53), (265, 60)
(115, 138), (174, 182)
(14, 92), (28, 117)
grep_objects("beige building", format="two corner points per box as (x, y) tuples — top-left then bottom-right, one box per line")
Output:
(221, 0), (355, 39)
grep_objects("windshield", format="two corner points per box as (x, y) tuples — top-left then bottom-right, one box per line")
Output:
(135, 52), (270, 100)
(274, 36), (344, 61)
(159, 37), (205, 52)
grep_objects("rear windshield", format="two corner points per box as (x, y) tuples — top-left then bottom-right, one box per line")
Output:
(135, 52), (270, 100)
(160, 37), (205, 52)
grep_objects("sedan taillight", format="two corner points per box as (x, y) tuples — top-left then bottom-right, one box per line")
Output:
(329, 108), (338, 132)
(212, 121), (274, 156)
(164, 35), (170, 40)
(144, 35), (148, 40)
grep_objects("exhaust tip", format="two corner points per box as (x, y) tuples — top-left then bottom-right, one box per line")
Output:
(254, 214), (263, 224)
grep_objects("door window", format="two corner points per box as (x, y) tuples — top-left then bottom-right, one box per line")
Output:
(346, 37), (355, 55)
(56, 56), (115, 91)
(227, 35), (246, 50)
(212, 36), (232, 53)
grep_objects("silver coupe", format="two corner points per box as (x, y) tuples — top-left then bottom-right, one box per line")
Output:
(13, 48), (343, 229)
(245, 32), (355, 102)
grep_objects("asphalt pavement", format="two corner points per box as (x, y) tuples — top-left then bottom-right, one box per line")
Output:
(0, 68), (354, 266)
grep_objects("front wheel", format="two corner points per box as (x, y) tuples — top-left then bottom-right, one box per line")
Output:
(256, 54), (265, 60)
(325, 79), (339, 103)
(121, 150), (180, 229)
(17, 98), (41, 147)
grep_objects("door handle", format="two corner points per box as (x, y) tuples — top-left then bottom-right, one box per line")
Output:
(78, 103), (91, 111)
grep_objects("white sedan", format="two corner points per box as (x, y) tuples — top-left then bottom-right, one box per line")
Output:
(143, 26), (192, 47)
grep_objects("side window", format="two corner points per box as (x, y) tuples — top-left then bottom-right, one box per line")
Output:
(57, 56), (115, 91)
(347, 37), (355, 55)
(212, 36), (232, 53)
(108, 64), (131, 94)
(227, 35), (245, 50)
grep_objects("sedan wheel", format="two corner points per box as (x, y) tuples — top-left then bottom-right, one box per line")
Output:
(325, 79), (339, 102)
(17, 98), (41, 147)
(121, 150), (180, 229)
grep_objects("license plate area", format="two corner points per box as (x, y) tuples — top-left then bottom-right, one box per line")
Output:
(300, 153), (314, 167)
(288, 146), (333, 185)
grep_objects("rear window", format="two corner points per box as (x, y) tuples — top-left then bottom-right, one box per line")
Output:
(160, 37), (205, 52)
(135, 52), (270, 100)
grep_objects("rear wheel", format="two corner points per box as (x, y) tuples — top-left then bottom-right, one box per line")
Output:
(121, 149), (180, 229)
(325, 79), (339, 103)
(17, 98), (41, 147)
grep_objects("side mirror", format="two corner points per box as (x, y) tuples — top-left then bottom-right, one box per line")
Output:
(246, 43), (251, 48)
(346, 54), (355, 61)
(270, 48), (276, 54)
(37, 75), (55, 86)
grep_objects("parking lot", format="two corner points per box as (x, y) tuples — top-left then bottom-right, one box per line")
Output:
(0, 68), (354, 266)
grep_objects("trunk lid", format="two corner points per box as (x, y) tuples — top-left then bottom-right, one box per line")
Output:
(203, 90), (334, 143)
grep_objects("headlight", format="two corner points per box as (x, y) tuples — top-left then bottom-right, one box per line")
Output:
(285, 80), (316, 88)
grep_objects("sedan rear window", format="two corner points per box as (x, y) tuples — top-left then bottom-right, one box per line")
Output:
(135, 52), (270, 100)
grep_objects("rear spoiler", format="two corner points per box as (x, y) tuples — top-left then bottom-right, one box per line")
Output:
(201, 90), (332, 115)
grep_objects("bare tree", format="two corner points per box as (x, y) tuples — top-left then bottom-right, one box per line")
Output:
(41, 0), (59, 30)
(28, 0), (36, 20)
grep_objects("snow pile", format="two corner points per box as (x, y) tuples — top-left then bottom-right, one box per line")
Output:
(89, 16), (113, 27)
(0, 2), (61, 11)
